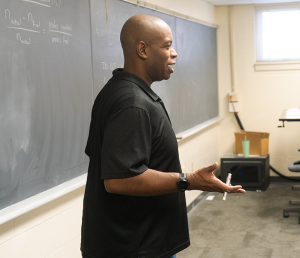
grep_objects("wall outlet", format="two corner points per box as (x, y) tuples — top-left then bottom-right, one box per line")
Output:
(229, 102), (239, 112)
(229, 92), (239, 112)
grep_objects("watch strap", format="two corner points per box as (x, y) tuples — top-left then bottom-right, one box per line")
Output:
(179, 173), (186, 180)
(177, 173), (190, 192)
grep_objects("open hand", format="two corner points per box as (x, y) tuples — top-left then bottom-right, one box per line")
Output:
(188, 162), (246, 194)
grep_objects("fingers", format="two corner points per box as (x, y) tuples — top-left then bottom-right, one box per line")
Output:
(214, 178), (246, 194)
(227, 185), (246, 193)
(229, 188), (246, 193)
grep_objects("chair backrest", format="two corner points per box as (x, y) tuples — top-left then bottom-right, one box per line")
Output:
(288, 161), (300, 172)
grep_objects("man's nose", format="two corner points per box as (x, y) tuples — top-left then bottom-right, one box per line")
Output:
(171, 47), (177, 58)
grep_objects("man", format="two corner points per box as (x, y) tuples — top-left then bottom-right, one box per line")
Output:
(81, 14), (245, 258)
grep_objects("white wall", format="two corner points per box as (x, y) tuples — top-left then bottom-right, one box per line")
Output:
(0, 0), (217, 257)
(216, 4), (300, 177)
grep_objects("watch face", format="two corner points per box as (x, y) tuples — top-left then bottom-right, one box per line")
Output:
(178, 180), (189, 190)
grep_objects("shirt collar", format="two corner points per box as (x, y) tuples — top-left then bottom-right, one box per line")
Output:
(112, 68), (160, 101)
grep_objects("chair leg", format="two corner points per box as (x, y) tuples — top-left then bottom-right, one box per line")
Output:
(289, 200), (300, 205)
(292, 185), (300, 191)
(283, 207), (300, 218)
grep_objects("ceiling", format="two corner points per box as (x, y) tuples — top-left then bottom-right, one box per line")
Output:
(205, 0), (300, 6)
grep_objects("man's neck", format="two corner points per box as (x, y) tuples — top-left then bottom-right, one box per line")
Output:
(123, 66), (153, 87)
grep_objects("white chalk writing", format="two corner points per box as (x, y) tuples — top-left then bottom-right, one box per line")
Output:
(52, 36), (61, 43)
(17, 33), (31, 44)
(4, 6), (73, 46)
(49, 20), (59, 30)
(22, 0), (61, 8)
(52, 35), (69, 44)
(101, 62), (119, 71)
(28, 13), (40, 28)
(96, 27), (119, 46)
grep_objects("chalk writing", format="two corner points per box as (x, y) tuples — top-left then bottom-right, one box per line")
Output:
(63, 36), (69, 44)
(3, 6), (73, 46)
(7, 26), (39, 33)
(101, 62), (122, 71)
(109, 63), (117, 70)
(17, 33), (31, 44)
(49, 21), (73, 36)
(49, 20), (59, 30)
(5, 9), (22, 26)
(49, 30), (72, 36)
(28, 13), (40, 28)
(102, 62), (108, 70)
(5, 9), (10, 19)
(52, 35), (69, 44)
(96, 26), (119, 46)
(22, 0), (61, 8)
(61, 24), (72, 31)
(52, 36), (61, 43)
(95, 6), (130, 26)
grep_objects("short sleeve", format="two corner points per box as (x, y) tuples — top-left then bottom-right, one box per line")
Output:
(101, 107), (152, 179)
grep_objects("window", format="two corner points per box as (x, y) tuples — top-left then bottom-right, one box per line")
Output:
(256, 8), (300, 62)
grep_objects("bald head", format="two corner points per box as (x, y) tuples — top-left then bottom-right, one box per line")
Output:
(120, 14), (171, 59)
(120, 14), (177, 85)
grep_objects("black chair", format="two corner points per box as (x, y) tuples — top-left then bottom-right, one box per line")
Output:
(283, 151), (300, 223)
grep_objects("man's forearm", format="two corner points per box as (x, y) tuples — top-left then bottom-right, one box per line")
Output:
(104, 169), (181, 196)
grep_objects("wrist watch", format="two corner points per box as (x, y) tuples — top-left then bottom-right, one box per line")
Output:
(177, 173), (190, 192)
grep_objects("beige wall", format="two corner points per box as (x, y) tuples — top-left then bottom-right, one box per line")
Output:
(0, 0), (217, 257)
(144, 0), (215, 23)
(179, 124), (220, 206)
(0, 187), (85, 258)
(216, 4), (300, 177)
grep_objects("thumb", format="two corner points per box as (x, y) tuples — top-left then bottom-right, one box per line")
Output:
(204, 162), (219, 172)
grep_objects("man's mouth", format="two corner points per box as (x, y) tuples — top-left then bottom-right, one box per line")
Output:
(167, 63), (175, 72)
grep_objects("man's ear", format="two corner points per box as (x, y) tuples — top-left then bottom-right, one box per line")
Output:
(136, 41), (148, 60)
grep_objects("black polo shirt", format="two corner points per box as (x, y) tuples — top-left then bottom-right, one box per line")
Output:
(81, 69), (190, 258)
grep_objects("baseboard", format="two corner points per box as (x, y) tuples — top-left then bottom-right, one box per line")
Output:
(187, 191), (210, 214)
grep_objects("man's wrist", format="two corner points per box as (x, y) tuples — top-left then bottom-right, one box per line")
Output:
(185, 173), (195, 190)
(177, 173), (190, 192)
